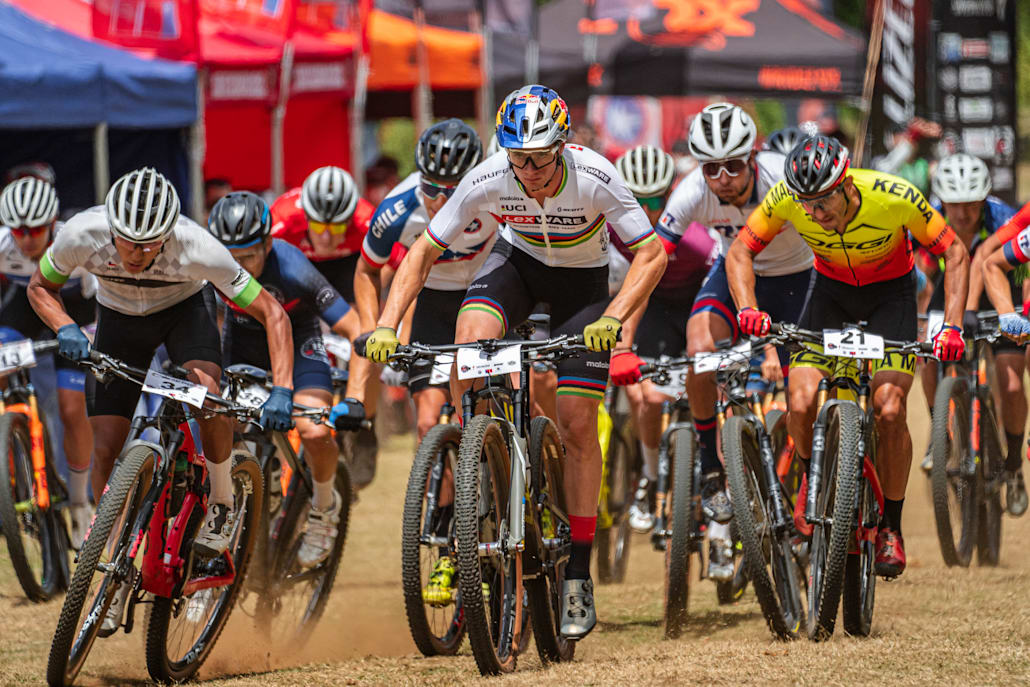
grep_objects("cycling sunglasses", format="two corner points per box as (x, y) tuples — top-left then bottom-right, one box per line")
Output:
(797, 186), (842, 213)
(309, 220), (348, 236)
(420, 178), (457, 200)
(701, 157), (749, 179)
(507, 145), (560, 170)
(10, 225), (49, 238)
(637, 196), (664, 211)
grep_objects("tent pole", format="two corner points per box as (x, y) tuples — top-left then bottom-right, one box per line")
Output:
(526, 0), (539, 84)
(473, 3), (491, 143)
(93, 122), (109, 206)
(352, 52), (370, 195)
(189, 67), (208, 222)
(272, 42), (296, 196)
(854, 0), (885, 165)
(413, 1), (432, 133)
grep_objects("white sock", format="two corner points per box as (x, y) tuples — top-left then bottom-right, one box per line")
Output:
(68, 465), (90, 505)
(207, 458), (234, 507)
(312, 477), (335, 511)
(640, 442), (659, 482)
(708, 521), (730, 542)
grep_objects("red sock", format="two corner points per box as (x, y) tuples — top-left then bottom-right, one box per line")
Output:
(569, 514), (597, 544)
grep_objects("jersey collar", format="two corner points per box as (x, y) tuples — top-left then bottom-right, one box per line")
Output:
(513, 157), (569, 199)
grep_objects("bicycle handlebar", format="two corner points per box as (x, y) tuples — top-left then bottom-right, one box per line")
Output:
(768, 322), (935, 356)
(387, 333), (588, 367)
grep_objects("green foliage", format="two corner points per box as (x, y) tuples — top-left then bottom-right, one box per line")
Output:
(752, 101), (785, 136)
(376, 118), (417, 178)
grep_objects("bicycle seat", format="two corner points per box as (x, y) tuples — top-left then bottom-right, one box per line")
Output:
(224, 364), (270, 387)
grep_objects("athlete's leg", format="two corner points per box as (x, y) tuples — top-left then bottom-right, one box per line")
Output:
(294, 387), (337, 484)
(786, 366), (825, 461)
(872, 370), (915, 503)
(88, 417), (131, 501)
(685, 310), (733, 468)
(995, 351), (1027, 465)
(57, 387), (92, 474)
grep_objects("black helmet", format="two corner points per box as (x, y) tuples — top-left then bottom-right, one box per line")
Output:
(207, 191), (271, 247)
(784, 135), (850, 196)
(764, 127), (804, 156)
(416, 119), (482, 184)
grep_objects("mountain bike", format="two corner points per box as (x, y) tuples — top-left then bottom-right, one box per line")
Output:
(388, 332), (585, 675)
(222, 363), (361, 647)
(646, 344), (751, 639)
(47, 352), (264, 686)
(595, 383), (639, 584)
(0, 337), (72, 601)
(773, 322), (932, 641)
(930, 310), (1005, 567)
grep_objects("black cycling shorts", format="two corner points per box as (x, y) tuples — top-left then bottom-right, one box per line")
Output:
(313, 254), (359, 304)
(636, 291), (698, 359)
(87, 288), (222, 418)
(223, 320), (332, 394)
(408, 287), (464, 394)
(460, 241), (610, 401)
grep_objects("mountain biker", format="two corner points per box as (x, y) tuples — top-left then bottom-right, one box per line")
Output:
(0, 177), (97, 548)
(28, 168), (295, 631)
(606, 145), (726, 572)
(727, 135), (970, 578)
(763, 127), (804, 156)
(916, 154), (1027, 516)
(207, 191), (365, 567)
(661, 103), (814, 551)
(271, 166), (379, 489)
(364, 84), (667, 640)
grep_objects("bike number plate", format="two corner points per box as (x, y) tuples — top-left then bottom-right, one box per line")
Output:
(323, 333), (351, 364)
(236, 383), (271, 409)
(429, 353), (454, 386)
(0, 339), (36, 374)
(652, 368), (686, 397)
(925, 310), (944, 343)
(456, 345), (521, 380)
(823, 329), (884, 360)
(143, 369), (208, 409)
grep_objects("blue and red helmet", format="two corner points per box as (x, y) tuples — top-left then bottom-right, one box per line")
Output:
(495, 85), (570, 150)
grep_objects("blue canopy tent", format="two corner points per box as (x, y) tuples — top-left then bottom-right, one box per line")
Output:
(0, 1), (198, 214)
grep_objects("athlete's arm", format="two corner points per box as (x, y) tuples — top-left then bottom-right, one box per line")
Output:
(984, 231), (1030, 314)
(605, 239), (666, 322)
(27, 268), (75, 331)
(240, 289), (294, 389)
(726, 196), (787, 311)
(613, 298), (647, 354)
(939, 239), (970, 327)
(377, 235), (441, 330)
(352, 258), (383, 334)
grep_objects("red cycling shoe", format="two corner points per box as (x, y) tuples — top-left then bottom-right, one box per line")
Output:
(875, 527), (906, 578)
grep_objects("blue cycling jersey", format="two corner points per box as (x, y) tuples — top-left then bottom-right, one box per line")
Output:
(932, 195), (1017, 253)
(224, 239), (349, 332)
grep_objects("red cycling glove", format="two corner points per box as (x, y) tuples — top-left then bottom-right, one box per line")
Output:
(610, 351), (645, 386)
(933, 323), (965, 362)
(737, 307), (772, 337)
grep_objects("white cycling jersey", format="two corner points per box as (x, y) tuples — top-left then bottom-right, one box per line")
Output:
(41, 206), (259, 317)
(362, 172), (498, 291)
(656, 151), (813, 277)
(425, 146), (655, 269)
(0, 225), (97, 297)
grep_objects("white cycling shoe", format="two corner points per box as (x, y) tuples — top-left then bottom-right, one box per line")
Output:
(297, 489), (342, 568)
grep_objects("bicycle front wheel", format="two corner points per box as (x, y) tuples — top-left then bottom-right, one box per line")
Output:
(455, 415), (522, 675)
(47, 443), (157, 687)
(0, 411), (63, 601)
(664, 427), (695, 639)
(807, 403), (861, 642)
(145, 450), (263, 683)
(930, 376), (977, 567)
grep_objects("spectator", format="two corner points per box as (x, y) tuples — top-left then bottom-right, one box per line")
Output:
(872, 117), (941, 198)
(365, 155), (400, 208)
(204, 178), (232, 224)
(5, 161), (56, 186)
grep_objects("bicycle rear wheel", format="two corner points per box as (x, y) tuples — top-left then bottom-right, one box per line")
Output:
(723, 416), (804, 640)
(930, 377), (978, 567)
(977, 403), (1003, 566)
(842, 427), (878, 638)
(455, 415), (522, 675)
(47, 443), (157, 687)
(0, 411), (63, 601)
(664, 427), (695, 639)
(595, 425), (635, 584)
(402, 423), (465, 656)
(807, 403), (861, 642)
(526, 416), (575, 664)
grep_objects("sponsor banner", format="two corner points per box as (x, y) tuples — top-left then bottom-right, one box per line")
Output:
(932, 0), (1017, 204)
(586, 95), (662, 159)
(208, 68), (279, 103)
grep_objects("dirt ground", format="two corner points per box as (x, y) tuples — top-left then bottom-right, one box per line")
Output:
(2, 386), (1030, 686)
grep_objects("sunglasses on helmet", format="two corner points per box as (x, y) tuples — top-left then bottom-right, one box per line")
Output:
(701, 157), (749, 179)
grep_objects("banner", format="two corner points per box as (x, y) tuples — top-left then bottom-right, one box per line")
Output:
(587, 95), (662, 159)
(931, 0), (1017, 203)
(867, 0), (931, 160)
(92, 0), (199, 59)
(201, 0), (298, 36)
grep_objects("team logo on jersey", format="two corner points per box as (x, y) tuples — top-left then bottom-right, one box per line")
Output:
(501, 214), (587, 226)
(574, 164), (611, 184)
(230, 268), (250, 288)
(463, 218), (483, 234)
(300, 336), (330, 364)
(315, 286), (338, 310)
(871, 177), (933, 223)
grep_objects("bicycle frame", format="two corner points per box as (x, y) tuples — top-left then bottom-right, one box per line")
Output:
(1, 381), (53, 511)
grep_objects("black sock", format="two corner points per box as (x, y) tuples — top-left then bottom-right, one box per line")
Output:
(879, 498), (904, 536)
(566, 541), (592, 580)
(433, 504), (453, 538)
(1005, 432), (1024, 472)
(695, 416), (720, 474)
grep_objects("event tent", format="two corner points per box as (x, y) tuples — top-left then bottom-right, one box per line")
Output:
(0, 1), (197, 211)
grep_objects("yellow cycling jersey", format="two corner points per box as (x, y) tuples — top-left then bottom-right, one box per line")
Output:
(740, 168), (955, 287)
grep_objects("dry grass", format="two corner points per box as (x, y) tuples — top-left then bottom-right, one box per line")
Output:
(2, 390), (1030, 686)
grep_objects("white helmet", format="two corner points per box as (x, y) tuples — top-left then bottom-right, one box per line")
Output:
(615, 145), (676, 198)
(0, 177), (58, 228)
(486, 134), (502, 156)
(687, 103), (757, 161)
(933, 153), (991, 203)
(302, 166), (358, 224)
(106, 167), (180, 243)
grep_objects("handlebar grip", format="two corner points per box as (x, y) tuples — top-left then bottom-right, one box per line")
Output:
(34, 339), (60, 355)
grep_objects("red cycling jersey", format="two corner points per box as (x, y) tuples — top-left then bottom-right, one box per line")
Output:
(992, 201), (1030, 246)
(270, 187), (375, 262)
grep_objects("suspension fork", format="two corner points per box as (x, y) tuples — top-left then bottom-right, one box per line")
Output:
(748, 394), (791, 529)
(805, 380), (831, 524)
(965, 345), (987, 479)
(653, 400), (673, 526)
(25, 391), (50, 510)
